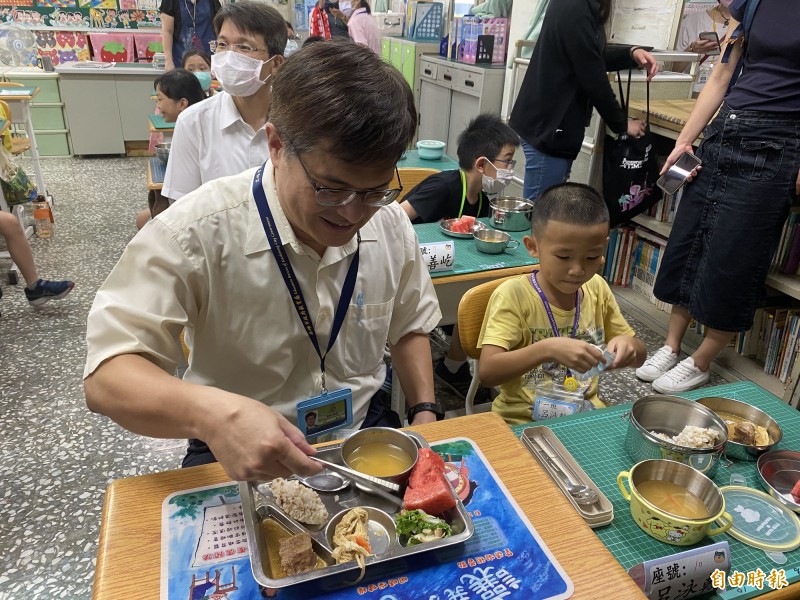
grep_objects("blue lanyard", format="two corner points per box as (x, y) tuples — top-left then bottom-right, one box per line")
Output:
(251, 164), (360, 392)
(529, 271), (580, 339)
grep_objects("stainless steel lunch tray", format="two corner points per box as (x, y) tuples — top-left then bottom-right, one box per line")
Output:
(521, 426), (614, 528)
(240, 432), (475, 589)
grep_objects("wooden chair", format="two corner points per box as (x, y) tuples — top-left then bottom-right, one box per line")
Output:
(392, 167), (439, 202)
(457, 275), (518, 415)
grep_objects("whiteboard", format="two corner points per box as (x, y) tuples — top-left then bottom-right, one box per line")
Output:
(608, 0), (684, 51)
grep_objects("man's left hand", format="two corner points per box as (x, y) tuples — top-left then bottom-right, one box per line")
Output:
(633, 48), (658, 81)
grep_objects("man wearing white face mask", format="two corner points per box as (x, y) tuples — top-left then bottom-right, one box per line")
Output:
(399, 114), (519, 402)
(162, 1), (287, 205)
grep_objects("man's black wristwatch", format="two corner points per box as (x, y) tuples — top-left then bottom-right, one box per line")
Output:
(407, 402), (445, 423)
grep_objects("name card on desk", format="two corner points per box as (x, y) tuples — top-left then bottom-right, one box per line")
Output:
(419, 241), (455, 273)
(628, 541), (731, 600)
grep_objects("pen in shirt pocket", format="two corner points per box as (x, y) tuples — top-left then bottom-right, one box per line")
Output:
(356, 292), (364, 324)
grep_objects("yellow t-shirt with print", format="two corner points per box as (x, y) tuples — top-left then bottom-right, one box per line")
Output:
(478, 272), (635, 425)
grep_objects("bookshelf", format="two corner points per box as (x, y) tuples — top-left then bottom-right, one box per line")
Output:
(614, 215), (800, 401)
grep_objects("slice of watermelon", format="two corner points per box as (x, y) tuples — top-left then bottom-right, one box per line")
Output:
(403, 448), (456, 515)
(458, 215), (476, 226)
(791, 478), (800, 504)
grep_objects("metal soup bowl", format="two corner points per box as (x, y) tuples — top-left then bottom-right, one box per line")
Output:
(489, 197), (535, 232)
(155, 142), (171, 164)
(341, 427), (419, 486)
(757, 451), (800, 512)
(625, 395), (728, 477)
(618, 459), (732, 546)
(473, 229), (520, 254)
(697, 396), (782, 461)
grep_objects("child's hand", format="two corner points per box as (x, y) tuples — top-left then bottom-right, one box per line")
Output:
(607, 336), (642, 369)
(547, 338), (604, 374)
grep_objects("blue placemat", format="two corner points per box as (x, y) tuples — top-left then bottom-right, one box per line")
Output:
(150, 157), (166, 184)
(160, 438), (573, 599)
(414, 217), (536, 279)
(512, 381), (800, 600)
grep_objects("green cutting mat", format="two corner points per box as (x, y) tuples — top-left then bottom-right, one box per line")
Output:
(414, 217), (537, 279)
(512, 381), (800, 600)
(149, 113), (175, 129)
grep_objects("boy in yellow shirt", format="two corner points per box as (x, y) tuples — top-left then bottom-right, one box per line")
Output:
(477, 183), (646, 424)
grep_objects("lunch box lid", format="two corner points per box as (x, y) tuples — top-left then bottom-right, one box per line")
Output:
(717, 486), (800, 552)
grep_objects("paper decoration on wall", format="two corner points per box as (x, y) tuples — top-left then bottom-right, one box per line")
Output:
(36, 29), (89, 66)
(0, 0), (34, 6)
(77, 0), (92, 6)
(136, 0), (157, 10)
(119, 0), (136, 9)
(38, 0), (76, 7)
(91, 0), (118, 8)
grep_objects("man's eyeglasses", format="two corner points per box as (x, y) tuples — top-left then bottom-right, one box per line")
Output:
(209, 41), (267, 55)
(296, 155), (404, 207)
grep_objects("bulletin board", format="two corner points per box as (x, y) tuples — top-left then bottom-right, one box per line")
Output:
(0, 1), (161, 30)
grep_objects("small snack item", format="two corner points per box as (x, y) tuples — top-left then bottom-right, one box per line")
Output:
(331, 508), (372, 581)
(269, 478), (329, 525)
(449, 215), (476, 234)
(279, 533), (318, 576)
(395, 509), (452, 546)
(650, 426), (721, 449)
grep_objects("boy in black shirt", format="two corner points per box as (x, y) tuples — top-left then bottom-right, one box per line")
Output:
(401, 114), (519, 224)
(399, 114), (519, 400)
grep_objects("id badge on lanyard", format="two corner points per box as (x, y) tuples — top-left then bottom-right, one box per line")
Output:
(251, 165), (356, 440)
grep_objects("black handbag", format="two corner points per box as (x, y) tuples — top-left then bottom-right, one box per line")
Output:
(602, 70), (663, 227)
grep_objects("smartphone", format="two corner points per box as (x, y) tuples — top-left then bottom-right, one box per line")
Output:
(657, 152), (702, 195)
(699, 31), (721, 55)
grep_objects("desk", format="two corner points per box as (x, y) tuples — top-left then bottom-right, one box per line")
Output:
(148, 113), (175, 134)
(0, 86), (48, 196)
(415, 218), (536, 324)
(92, 412), (645, 599)
(512, 381), (800, 600)
(398, 149), (459, 171)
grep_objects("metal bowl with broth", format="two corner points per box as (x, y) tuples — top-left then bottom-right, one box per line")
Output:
(488, 197), (535, 232)
(625, 395), (728, 476)
(473, 229), (520, 254)
(697, 396), (782, 461)
(341, 427), (419, 485)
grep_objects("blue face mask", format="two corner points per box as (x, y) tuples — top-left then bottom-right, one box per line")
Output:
(285, 39), (299, 57)
(194, 70), (212, 91)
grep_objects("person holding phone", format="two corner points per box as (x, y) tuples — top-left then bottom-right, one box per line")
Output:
(636, 0), (800, 394)
(509, 0), (658, 201)
(673, 1), (732, 93)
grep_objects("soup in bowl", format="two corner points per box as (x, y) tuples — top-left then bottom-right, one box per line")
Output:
(342, 427), (418, 485)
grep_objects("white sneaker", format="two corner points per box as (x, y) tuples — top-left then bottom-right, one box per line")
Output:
(635, 345), (680, 382)
(652, 357), (710, 394)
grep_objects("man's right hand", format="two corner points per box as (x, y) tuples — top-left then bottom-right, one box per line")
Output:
(688, 38), (720, 55)
(661, 142), (701, 178)
(627, 118), (645, 138)
(202, 391), (323, 481)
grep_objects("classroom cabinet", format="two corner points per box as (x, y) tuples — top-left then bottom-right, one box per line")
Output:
(56, 63), (158, 156)
(416, 55), (505, 155)
(3, 68), (71, 157)
(384, 37), (439, 143)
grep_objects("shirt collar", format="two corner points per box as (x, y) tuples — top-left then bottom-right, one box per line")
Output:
(244, 161), (378, 260)
(352, 7), (367, 16)
(219, 92), (244, 131)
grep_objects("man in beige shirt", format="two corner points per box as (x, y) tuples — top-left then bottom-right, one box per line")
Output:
(84, 41), (441, 482)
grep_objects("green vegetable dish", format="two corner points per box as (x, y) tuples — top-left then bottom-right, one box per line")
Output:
(395, 509), (453, 546)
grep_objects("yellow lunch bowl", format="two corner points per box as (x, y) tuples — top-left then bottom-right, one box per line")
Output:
(618, 459), (733, 546)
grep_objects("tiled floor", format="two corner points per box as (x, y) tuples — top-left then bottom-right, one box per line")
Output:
(0, 156), (727, 599)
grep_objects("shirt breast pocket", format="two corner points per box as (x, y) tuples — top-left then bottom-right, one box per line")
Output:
(342, 298), (394, 377)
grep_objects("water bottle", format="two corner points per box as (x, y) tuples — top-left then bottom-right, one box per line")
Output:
(32, 195), (53, 239)
(573, 345), (616, 381)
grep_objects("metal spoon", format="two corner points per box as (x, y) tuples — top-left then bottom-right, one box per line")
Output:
(541, 454), (599, 506)
(308, 456), (404, 509)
